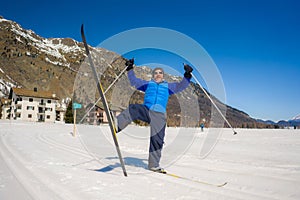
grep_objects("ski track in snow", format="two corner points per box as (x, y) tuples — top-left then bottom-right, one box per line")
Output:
(0, 121), (300, 200)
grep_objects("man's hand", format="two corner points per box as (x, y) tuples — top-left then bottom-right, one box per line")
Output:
(184, 64), (193, 79)
(125, 58), (134, 71)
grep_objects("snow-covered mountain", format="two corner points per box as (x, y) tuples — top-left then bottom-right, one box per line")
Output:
(292, 114), (300, 122)
(257, 114), (300, 128)
(0, 16), (87, 68)
(286, 114), (300, 127)
(0, 16), (121, 98)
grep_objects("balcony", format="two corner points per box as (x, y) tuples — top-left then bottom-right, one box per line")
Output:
(38, 103), (46, 107)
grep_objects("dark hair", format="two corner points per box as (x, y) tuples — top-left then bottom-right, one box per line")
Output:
(152, 67), (164, 77)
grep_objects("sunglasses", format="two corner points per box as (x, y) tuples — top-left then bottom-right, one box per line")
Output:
(154, 71), (163, 75)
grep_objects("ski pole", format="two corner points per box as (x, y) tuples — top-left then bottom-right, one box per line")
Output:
(78, 64), (128, 124)
(191, 72), (237, 135)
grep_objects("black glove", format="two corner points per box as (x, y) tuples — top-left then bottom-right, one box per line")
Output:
(125, 58), (134, 71)
(184, 64), (193, 79)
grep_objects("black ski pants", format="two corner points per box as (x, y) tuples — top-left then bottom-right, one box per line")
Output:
(117, 104), (166, 169)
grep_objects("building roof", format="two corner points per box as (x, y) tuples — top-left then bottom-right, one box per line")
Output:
(12, 87), (59, 100)
(56, 107), (66, 112)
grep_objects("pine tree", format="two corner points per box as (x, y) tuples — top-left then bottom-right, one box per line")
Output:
(65, 100), (73, 123)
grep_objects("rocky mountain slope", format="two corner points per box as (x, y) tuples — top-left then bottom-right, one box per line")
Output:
(0, 16), (268, 128)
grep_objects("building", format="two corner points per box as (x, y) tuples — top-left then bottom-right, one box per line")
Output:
(83, 104), (122, 125)
(0, 98), (11, 120)
(8, 87), (59, 122)
(55, 107), (66, 123)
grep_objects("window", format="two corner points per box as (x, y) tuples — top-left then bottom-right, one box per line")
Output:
(47, 100), (51, 104)
(28, 114), (32, 118)
(46, 115), (51, 119)
(45, 107), (53, 111)
(27, 106), (34, 110)
(29, 98), (33, 102)
(39, 107), (44, 113)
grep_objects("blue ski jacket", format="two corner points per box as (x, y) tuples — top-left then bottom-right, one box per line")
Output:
(127, 70), (191, 113)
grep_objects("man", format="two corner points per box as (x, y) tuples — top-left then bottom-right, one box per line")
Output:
(116, 58), (193, 173)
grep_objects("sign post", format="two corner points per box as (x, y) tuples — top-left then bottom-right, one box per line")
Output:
(72, 103), (82, 137)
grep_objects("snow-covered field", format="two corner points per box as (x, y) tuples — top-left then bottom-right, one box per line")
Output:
(0, 120), (300, 200)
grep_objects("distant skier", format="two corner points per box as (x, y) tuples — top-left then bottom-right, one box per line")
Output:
(200, 123), (204, 132)
(115, 58), (193, 173)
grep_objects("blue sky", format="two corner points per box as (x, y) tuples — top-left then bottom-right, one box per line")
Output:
(1, 0), (299, 121)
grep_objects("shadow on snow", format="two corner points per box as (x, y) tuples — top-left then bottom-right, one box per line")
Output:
(93, 157), (148, 173)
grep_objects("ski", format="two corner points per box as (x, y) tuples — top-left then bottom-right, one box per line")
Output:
(166, 172), (227, 187)
(153, 170), (227, 187)
(81, 24), (127, 177)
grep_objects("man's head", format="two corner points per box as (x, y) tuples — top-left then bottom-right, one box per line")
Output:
(152, 68), (164, 83)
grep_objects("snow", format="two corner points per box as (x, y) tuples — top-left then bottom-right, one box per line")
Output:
(10, 29), (64, 62)
(15, 36), (23, 43)
(0, 121), (300, 200)
(46, 38), (82, 53)
(45, 57), (70, 68)
(0, 18), (9, 23)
